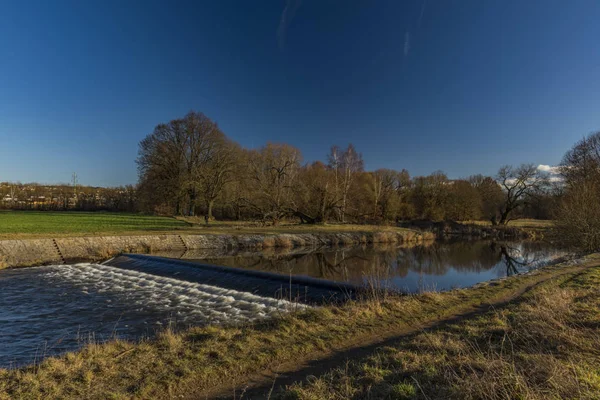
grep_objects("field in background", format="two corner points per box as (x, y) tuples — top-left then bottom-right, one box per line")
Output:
(0, 211), (418, 239)
(0, 211), (189, 239)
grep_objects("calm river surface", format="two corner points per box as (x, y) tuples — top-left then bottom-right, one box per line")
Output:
(0, 240), (565, 368)
(178, 240), (566, 292)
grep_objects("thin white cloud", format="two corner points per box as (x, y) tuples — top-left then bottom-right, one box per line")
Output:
(418, 0), (427, 28)
(277, 0), (302, 50)
(537, 164), (561, 175)
(404, 31), (411, 57)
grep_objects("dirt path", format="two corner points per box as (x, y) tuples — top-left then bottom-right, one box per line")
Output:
(197, 262), (594, 400)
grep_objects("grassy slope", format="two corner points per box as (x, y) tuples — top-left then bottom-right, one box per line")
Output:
(0, 256), (596, 399)
(0, 211), (420, 239)
(283, 266), (600, 400)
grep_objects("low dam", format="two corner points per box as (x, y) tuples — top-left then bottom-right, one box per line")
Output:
(105, 254), (359, 304)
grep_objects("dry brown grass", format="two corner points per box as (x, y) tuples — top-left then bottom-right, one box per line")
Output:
(281, 266), (600, 400)
(463, 219), (555, 229)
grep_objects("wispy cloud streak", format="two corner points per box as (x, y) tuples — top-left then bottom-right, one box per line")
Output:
(277, 0), (302, 50)
(404, 31), (411, 56)
(418, 0), (427, 28)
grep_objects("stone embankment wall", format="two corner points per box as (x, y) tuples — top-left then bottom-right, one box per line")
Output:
(0, 230), (434, 269)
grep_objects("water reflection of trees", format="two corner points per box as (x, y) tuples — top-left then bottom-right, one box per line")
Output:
(492, 242), (546, 277)
(176, 240), (558, 285)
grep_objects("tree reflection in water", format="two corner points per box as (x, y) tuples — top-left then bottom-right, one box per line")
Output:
(174, 240), (564, 292)
(492, 242), (542, 277)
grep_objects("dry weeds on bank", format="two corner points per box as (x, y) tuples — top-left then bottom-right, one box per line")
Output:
(282, 267), (600, 400)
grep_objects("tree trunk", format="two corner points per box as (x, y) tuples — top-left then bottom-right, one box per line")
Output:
(498, 209), (510, 225)
(207, 199), (214, 221)
(319, 193), (327, 222)
(188, 189), (196, 216)
(341, 194), (347, 223)
(294, 211), (317, 224)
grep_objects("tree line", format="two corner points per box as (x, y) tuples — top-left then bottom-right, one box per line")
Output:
(137, 111), (556, 225)
(0, 182), (136, 212)
(556, 131), (600, 251)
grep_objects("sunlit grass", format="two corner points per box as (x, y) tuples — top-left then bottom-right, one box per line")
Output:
(0, 211), (189, 239)
(462, 219), (554, 228)
(282, 267), (600, 400)
(0, 210), (423, 239)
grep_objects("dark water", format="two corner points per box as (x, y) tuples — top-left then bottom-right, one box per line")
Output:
(0, 240), (565, 368)
(179, 240), (566, 292)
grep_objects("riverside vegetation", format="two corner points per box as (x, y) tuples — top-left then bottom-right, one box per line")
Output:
(0, 255), (597, 399)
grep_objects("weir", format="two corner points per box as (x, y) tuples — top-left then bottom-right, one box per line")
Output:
(104, 254), (360, 304)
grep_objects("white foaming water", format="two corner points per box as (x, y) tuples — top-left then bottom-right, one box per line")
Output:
(48, 263), (307, 325)
(0, 263), (307, 368)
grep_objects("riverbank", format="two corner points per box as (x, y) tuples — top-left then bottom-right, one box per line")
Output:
(0, 229), (433, 269)
(0, 254), (597, 399)
(399, 219), (554, 240)
(282, 262), (600, 400)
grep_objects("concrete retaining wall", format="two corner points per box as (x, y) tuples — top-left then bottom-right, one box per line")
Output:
(55, 235), (185, 261)
(0, 239), (63, 268)
(0, 230), (433, 269)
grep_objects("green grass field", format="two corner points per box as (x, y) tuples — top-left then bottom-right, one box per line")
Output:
(0, 211), (189, 239)
(0, 210), (549, 240)
(0, 211), (420, 239)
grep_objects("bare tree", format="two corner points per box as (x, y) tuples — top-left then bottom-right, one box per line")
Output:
(247, 143), (301, 224)
(556, 180), (600, 251)
(556, 131), (600, 251)
(495, 164), (547, 225)
(411, 171), (449, 221)
(293, 161), (337, 223)
(328, 144), (364, 222)
(369, 169), (399, 220)
(137, 121), (187, 214)
(137, 111), (226, 216)
(561, 131), (600, 183)
(198, 137), (240, 221)
(469, 174), (504, 223)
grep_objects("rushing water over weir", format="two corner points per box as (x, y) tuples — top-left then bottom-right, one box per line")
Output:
(0, 254), (357, 368)
(104, 254), (360, 304)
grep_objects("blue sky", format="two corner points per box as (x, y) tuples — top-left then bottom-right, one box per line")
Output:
(1, 0), (599, 186)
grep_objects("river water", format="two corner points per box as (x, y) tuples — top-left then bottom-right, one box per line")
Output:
(176, 240), (566, 292)
(0, 240), (565, 368)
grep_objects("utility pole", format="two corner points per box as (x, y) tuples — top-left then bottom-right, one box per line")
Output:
(72, 173), (78, 198)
